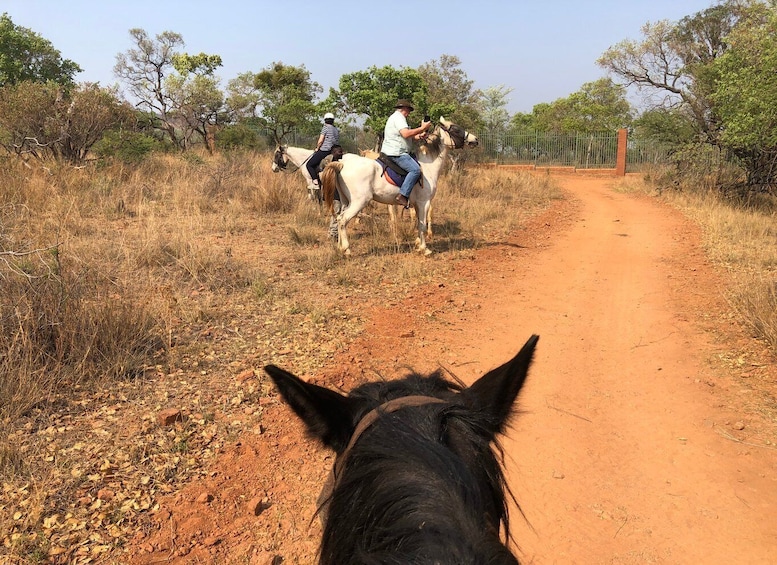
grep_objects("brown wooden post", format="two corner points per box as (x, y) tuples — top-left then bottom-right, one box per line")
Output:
(616, 128), (628, 176)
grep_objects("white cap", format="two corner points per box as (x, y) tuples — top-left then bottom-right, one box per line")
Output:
(324, 112), (335, 120)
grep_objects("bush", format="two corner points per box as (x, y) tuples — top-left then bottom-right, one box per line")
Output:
(93, 129), (163, 163)
(216, 123), (265, 151)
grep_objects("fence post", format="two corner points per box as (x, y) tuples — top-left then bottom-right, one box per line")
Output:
(616, 128), (628, 176)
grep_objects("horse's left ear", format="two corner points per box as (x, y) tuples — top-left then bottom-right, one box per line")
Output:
(264, 365), (360, 452)
(461, 335), (539, 435)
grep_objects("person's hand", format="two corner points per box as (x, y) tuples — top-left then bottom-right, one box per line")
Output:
(421, 119), (431, 131)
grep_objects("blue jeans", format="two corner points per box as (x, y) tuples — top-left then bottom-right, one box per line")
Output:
(392, 153), (422, 198)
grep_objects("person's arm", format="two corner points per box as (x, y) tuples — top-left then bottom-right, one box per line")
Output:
(315, 133), (325, 151)
(399, 119), (431, 139)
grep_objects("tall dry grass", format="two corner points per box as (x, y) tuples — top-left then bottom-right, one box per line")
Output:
(1, 150), (560, 562)
(616, 173), (777, 352)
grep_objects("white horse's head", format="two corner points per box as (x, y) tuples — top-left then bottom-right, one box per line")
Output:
(439, 117), (478, 149)
(271, 145), (288, 172)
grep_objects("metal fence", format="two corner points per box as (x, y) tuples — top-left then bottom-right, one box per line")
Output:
(474, 131), (617, 168)
(256, 125), (678, 172)
(472, 130), (674, 171)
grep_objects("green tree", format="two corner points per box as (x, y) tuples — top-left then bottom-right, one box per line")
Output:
(509, 112), (536, 131)
(479, 85), (513, 133)
(532, 78), (631, 133)
(632, 107), (698, 145)
(327, 65), (428, 136)
(168, 52), (225, 152)
(225, 71), (261, 121)
(597, 1), (749, 143)
(0, 13), (81, 87)
(418, 54), (481, 130)
(250, 62), (320, 143)
(711, 2), (777, 187)
(114, 29), (225, 150)
(114, 29), (184, 146)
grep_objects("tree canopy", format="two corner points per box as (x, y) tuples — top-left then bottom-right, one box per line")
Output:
(250, 62), (321, 143)
(711, 2), (777, 186)
(327, 65), (428, 135)
(418, 54), (481, 130)
(114, 28), (226, 150)
(597, 0), (748, 143)
(0, 13), (82, 87)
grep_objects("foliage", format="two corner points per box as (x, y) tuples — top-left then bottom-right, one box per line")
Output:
(166, 72), (225, 151)
(632, 107), (699, 146)
(244, 62), (321, 144)
(530, 78), (632, 134)
(711, 2), (777, 188)
(113, 28), (186, 147)
(0, 13), (81, 87)
(418, 54), (482, 130)
(597, 1), (749, 143)
(478, 85), (513, 133)
(114, 29), (226, 151)
(326, 65), (428, 135)
(0, 81), (134, 163)
(215, 123), (263, 151)
(93, 129), (162, 163)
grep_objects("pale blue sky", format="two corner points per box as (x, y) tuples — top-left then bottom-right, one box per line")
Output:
(3, 0), (714, 114)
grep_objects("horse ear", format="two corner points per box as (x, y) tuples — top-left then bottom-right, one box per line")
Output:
(461, 335), (539, 436)
(264, 365), (358, 452)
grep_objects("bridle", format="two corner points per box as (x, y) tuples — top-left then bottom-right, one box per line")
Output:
(273, 146), (312, 174)
(438, 123), (471, 149)
(317, 395), (448, 523)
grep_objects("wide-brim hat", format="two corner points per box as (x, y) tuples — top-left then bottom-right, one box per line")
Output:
(395, 99), (414, 111)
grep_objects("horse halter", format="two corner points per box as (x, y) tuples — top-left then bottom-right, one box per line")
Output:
(439, 123), (470, 149)
(273, 147), (289, 171)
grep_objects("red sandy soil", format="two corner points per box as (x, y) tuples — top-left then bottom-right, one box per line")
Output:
(128, 175), (777, 564)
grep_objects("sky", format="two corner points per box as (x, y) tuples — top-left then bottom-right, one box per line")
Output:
(3, 0), (716, 114)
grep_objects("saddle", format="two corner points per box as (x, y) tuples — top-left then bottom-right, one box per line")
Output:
(375, 153), (421, 188)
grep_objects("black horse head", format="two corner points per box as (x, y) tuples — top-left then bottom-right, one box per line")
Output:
(265, 335), (538, 564)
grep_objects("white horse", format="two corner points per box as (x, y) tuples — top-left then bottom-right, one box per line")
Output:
(272, 145), (401, 227)
(321, 117), (478, 256)
(271, 145), (322, 202)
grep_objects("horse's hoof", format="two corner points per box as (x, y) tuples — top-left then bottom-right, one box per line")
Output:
(423, 248), (433, 256)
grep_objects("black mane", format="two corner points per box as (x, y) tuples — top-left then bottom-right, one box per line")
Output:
(265, 335), (538, 564)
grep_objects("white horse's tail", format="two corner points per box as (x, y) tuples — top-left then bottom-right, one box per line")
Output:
(321, 161), (343, 215)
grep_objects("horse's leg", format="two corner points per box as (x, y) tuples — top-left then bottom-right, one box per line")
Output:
(337, 196), (370, 256)
(427, 203), (433, 239)
(414, 200), (432, 256)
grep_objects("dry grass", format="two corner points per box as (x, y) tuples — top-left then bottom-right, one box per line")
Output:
(615, 174), (777, 353)
(0, 150), (560, 563)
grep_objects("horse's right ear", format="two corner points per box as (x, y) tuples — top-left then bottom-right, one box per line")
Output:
(461, 335), (539, 436)
(264, 365), (358, 452)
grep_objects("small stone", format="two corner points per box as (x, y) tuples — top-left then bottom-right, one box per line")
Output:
(733, 421), (745, 430)
(248, 496), (265, 516)
(203, 536), (220, 547)
(236, 369), (256, 382)
(196, 492), (214, 504)
(552, 470), (565, 479)
(157, 408), (183, 426)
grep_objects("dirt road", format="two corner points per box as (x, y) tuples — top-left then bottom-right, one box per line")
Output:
(132, 175), (777, 564)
